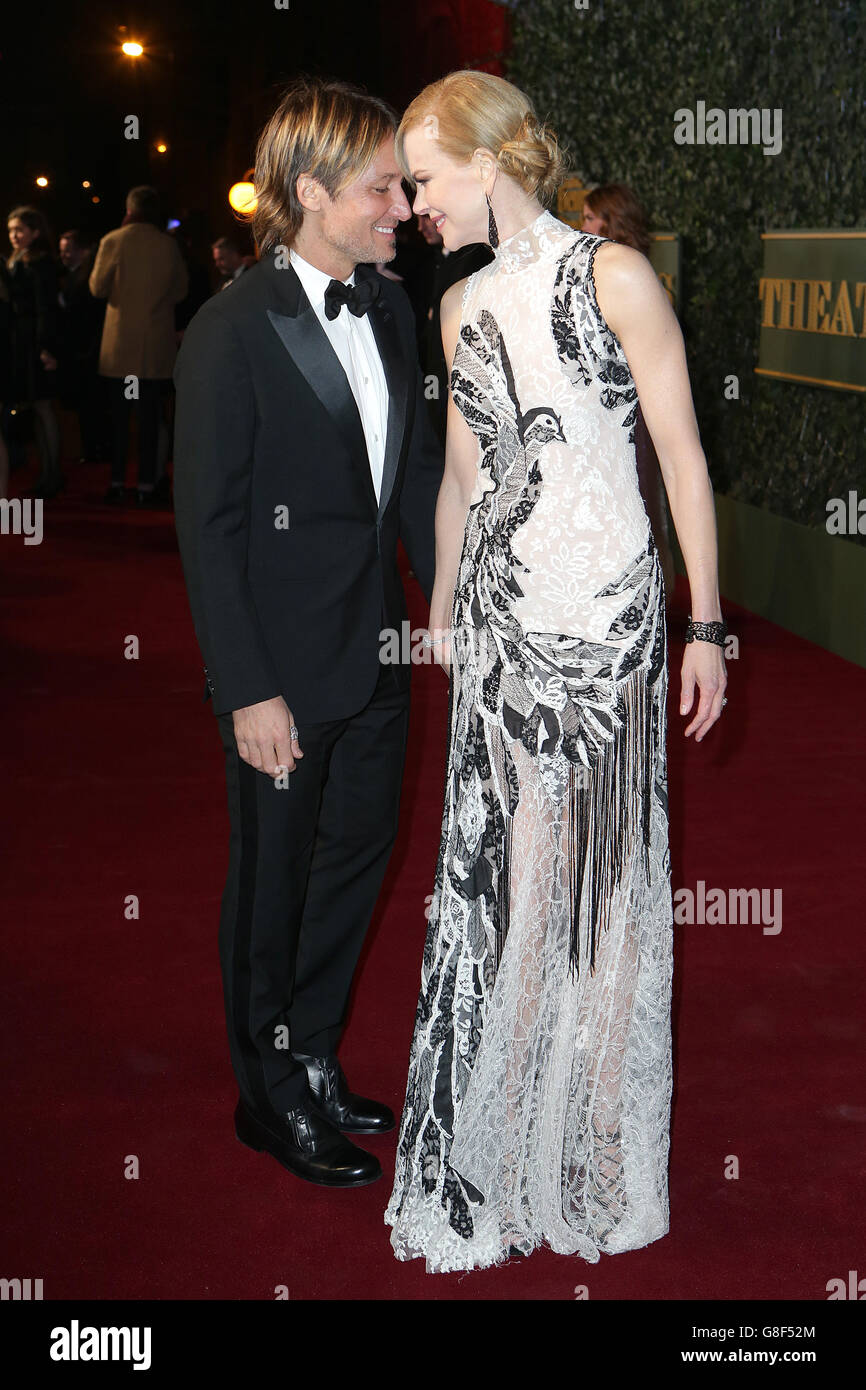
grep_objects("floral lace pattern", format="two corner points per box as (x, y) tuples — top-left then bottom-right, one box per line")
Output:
(385, 210), (674, 1273)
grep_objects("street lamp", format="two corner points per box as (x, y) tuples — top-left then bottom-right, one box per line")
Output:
(121, 40), (144, 57)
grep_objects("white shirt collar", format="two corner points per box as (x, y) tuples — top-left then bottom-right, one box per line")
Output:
(289, 247), (354, 311)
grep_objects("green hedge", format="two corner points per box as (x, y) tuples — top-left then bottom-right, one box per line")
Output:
(503, 0), (865, 541)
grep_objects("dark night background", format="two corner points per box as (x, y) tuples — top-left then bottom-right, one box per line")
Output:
(0, 0), (862, 544)
(0, 0), (509, 251)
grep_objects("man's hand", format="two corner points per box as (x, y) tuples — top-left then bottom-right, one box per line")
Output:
(232, 695), (303, 778)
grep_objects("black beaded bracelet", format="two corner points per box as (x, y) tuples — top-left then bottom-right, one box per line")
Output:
(685, 617), (727, 647)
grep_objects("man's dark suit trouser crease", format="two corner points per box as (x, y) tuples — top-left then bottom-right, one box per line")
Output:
(216, 659), (410, 1117)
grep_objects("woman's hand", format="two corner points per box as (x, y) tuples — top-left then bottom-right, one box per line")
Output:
(680, 641), (727, 741)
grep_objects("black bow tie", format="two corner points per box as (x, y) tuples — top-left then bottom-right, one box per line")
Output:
(323, 275), (380, 321)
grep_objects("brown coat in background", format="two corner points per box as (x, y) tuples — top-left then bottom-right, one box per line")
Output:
(89, 222), (188, 379)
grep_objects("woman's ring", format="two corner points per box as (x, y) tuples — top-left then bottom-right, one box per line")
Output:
(722, 698), (728, 707)
(290, 724), (299, 739)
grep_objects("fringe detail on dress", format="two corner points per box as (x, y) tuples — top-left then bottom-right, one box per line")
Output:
(567, 666), (655, 978)
(494, 812), (513, 972)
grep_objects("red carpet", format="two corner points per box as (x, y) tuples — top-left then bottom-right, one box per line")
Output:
(2, 456), (864, 1301)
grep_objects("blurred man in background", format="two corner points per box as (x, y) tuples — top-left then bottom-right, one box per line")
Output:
(90, 185), (188, 505)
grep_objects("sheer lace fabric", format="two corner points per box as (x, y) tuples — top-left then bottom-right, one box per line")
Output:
(385, 211), (674, 1273)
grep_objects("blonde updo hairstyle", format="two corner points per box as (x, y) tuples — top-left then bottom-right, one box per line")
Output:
(396, 70), (568, 206)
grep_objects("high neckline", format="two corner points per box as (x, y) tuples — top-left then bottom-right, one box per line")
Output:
(491, 208), (573, 273)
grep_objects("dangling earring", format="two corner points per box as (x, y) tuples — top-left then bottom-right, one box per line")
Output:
(485, 192), (499, 250)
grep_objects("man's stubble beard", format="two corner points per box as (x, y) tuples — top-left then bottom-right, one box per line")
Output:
(329, 220), (396, 270)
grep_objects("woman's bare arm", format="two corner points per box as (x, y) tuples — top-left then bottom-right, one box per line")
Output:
(592, 243), (727, 740)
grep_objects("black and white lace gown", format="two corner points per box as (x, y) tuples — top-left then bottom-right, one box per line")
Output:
(385, 209), (674, 1273)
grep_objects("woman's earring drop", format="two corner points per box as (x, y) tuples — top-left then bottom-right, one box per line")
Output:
(485, 192), (499, 249)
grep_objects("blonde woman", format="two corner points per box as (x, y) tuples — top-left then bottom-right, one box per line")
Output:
(385, 71), (727, 1272)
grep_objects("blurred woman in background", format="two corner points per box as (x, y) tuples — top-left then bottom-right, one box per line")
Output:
(6, 206), (63, 498)
(0, 257), (12, 499)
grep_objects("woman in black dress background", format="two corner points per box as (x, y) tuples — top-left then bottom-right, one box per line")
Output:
(6, 206), (63, 498)
(0, 257), (12, 499)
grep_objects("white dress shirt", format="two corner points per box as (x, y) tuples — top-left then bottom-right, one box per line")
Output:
(289, 248), (389, 504)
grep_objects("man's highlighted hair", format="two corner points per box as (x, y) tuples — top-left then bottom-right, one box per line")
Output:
(251, 76), (398, 253)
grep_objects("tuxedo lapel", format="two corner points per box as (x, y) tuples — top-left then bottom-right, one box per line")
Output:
(262, 255), (377, 516)
(358, 266), (410, 521)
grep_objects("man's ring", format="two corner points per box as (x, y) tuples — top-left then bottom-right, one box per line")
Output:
(290, 724), (299, 739)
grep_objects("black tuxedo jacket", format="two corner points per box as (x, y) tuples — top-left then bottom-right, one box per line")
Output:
(173, 250), (444, 723)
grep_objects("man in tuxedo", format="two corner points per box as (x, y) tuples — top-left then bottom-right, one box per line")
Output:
(173, 78), (443, 1188)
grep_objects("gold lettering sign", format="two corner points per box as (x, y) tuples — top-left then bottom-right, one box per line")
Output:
(756, 231), (866, 392)
(758, 278), (866, 336)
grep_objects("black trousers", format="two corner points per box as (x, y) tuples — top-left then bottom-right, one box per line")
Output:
(216, 661), (410, 1116)
(78, 372), (110, 462)
(107, 376), (164, 489)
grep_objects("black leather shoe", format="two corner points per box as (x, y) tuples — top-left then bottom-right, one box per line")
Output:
(292, 1053), (395, 1134)
(234, 1099), (381, 1187)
